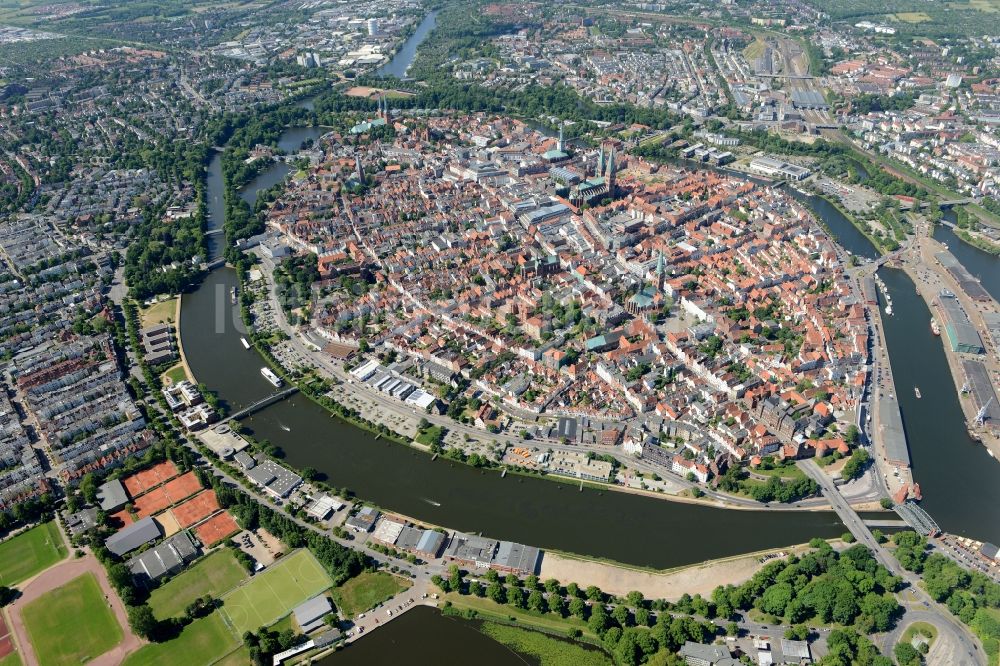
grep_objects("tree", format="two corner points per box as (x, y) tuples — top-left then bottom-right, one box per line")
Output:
(586, 585), (604, 602)
(760, 582), (793, 616)
(486, 582), (505, 604)
(448, 565), (463, 592)
(544, 578), (561, 596)
(127, 604), (159, 641)
(625, 590), (645, 608)
(612, 604), (632, 628)
(588, 603), (610, 635)
(527, 590), (547, 613)
(569, 597), (587, 619)
(784, 624), (809, 641)
(894, 641), (921, 666)
(726, 621), (739, 636)
(549, 595), (565, 617)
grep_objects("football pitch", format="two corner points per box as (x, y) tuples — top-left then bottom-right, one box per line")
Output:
(220, 549), (332, 634)
(0, 522), (66, 586)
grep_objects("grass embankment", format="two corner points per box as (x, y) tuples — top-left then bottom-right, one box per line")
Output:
(331, 571), (409, 617)
(479, 622), (613, 666)
(0, 521), (67, 585)
(22, 573), (123, 666)
(444, 593), (598, 640)
(148, 549), (248, 619)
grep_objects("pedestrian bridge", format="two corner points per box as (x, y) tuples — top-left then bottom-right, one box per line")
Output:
(221, 386), (298, 423)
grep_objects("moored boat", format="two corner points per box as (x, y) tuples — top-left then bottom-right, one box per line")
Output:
(260, 367), (282, 387)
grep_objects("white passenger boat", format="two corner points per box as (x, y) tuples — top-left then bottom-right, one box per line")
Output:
(260, 367), (283, 388)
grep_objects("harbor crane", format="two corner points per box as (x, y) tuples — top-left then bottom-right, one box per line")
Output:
(975, 397), (994, 427)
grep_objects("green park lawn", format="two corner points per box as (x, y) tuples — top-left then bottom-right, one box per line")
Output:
(0, 522), (66, 586)
(221, 549), (332, 634)
(22, 573), (123, 666)
(148, 550), (248, 619)
(162, 364), (187, 385)
(122, 612), (238, 666)
(331, 571), (409, 618)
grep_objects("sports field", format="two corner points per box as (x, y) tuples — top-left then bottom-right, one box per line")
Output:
(148, 550), (247, 619)
(220, 549), (332, 634)
(331, 571), (410, 618)
(122, 612), (238, 666)
(0, 522), (66, 586)
(22, 573), (123, 666)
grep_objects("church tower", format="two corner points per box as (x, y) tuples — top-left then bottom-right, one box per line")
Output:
(607, 144), (617, 196)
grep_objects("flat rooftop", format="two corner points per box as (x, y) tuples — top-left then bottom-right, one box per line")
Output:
(878, 393), (910, 467)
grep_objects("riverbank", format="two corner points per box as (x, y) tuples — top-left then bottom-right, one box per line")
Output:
(901, 231), (1000, 459)
(174, 295), (195, 384)
(538, 541), (833, 600)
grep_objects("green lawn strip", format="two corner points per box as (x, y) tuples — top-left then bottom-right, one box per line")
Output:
(444, 592), (599, 641)
(221, 549), (332, 635)
(0, 522), (67, 585)
(149, 550), (248, 619)
(22, 573), (123, 666)
(478, 622), (613, 666)
(330, 571), (409, 618)
(123, 611), (238, 666)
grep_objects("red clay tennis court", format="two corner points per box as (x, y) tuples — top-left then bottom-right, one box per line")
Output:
(133, 471), (202, 518)
(194, 512), (240, 547)
(172, 490), (221, 528)
(122, 460), (179, 497)
(108, 510), (134, 529)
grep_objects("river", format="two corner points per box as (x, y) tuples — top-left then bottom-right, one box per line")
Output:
(317, 606), (532, 665)
(375, 11), (437, 79)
